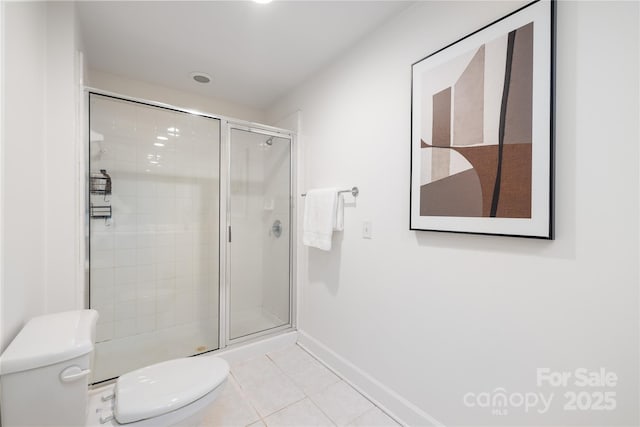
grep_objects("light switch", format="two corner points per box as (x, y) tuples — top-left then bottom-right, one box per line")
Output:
(362, 220), (372, 239)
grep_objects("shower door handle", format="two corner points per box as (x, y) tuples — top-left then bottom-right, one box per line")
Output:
(228, 226), (232, 243)
(271, 220), (282, 238)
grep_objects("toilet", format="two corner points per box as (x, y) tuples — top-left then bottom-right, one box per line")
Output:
(0, 309), (229, 426)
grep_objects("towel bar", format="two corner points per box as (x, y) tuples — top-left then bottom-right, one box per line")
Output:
(301, 187), (359, 198)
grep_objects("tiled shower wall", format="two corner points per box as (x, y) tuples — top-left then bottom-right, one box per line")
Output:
(229, 132), (265, 318)
(261, 136), (291, 324)
(89, 95), (220, 347)
(228, 129), (291, 339)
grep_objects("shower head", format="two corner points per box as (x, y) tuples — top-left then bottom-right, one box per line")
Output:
(258, 136), (274, 151)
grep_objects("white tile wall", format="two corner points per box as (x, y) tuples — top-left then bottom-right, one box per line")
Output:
(89, 95), (220, 356)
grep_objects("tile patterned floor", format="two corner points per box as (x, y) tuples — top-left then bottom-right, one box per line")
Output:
(202, 344), (400, 427)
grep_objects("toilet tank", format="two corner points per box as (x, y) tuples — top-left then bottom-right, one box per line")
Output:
(0, 309), (99, 427)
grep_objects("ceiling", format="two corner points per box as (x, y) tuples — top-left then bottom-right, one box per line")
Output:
(77, 1), (413, 110)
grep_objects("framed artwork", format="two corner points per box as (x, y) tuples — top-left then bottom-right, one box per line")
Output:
(410, 0), (554, 239)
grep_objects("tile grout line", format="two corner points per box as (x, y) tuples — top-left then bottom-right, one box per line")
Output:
(260, 353), (310, 425)
(261, 396), (308, 425)
(228, 370), (264, 427)
(294, 342), (400, 426)
(266, 350), (337, 426)
(307, 386), (372, 427)
(305, 393), (339, 427)
(266, 347), (362, 427)
(229, 347), (396, 427)
(266, 345), (342, 396)
(232, 355), (309, 426)
(265, 349), (341, 426)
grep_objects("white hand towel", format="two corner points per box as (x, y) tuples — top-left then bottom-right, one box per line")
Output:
(334, 194), (344, 232)
(303, 188), (338, 251)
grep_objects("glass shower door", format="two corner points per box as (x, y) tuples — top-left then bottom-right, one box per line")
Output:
(89, 93), (220, 382)
(228, 127), (291, 340)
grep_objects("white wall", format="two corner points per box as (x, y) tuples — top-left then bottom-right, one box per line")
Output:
(267, 1), (640, 425)
(87, 69), (266, 124)
(0, 0), (5, 357)
(44, 1), (84, 317)
(1, 1), (82, 352)
(2, 1), (47, 352)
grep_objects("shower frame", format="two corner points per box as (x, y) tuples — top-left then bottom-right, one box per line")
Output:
(84, 88), (297, 358)
(223, 123), (296, 346)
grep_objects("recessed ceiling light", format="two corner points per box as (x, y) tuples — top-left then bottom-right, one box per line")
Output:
(154, 142), (165, 147)
(156, 136), (168, 140)
(191, 72), (211, 84)
(254, 0), (272, 3)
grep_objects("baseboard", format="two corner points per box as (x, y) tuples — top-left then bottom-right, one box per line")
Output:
(216, 330), (298, 364)
(297, 331), (444, 427)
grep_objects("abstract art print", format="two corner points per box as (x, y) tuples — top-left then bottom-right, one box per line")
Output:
(410, 0), (554, 238)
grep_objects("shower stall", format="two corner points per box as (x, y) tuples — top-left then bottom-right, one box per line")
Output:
(88, 92), (294, 382)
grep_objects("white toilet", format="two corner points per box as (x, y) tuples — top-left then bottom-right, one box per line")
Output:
(0, 309), (229, 426)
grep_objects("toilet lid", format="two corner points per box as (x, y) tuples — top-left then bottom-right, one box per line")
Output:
(114, 356), (229, 424)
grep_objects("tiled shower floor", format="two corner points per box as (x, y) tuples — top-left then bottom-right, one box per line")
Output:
(201, 344), (400, 427)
